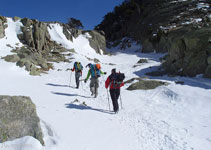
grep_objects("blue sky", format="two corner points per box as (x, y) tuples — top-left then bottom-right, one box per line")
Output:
(0, 0), (124, 29)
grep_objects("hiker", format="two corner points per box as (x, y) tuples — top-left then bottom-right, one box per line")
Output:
(84, 63), (106, 98)
(105, 68), (124, 113)
(71, 61), (83, 88)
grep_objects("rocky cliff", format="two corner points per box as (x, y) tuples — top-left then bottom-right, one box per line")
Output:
(96, 0), (211, 78)
(0, 16), (106, 75)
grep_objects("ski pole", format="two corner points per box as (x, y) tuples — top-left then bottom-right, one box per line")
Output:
(81, 79), (83, 89)
(106, 89), (111, 111)
(119, 92), (123, 109)
(69, 71), (72, 87)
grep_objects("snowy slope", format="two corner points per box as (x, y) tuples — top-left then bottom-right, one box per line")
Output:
(0, 18), (211, 150)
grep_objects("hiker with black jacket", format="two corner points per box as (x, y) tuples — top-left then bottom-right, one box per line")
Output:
(105, 68), (124, 113)
(71, 62), (83, 88)
(84, 63), (106, 98)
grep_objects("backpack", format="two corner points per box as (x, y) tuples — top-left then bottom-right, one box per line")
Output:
(74, 62), (83, 72)
(110, 72), (125, 87)
(90, 64), (101, 78)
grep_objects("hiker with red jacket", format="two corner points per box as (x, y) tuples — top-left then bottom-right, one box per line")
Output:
(105, 68), (124, 113)
(71, 62), (83, 88)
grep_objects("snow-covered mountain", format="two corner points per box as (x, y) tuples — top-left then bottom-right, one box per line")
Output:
(0, 17), (211, 150)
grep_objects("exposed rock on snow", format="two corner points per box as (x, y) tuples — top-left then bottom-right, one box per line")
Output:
(0, 96), (44, 145)
(126, 78), (169, 90)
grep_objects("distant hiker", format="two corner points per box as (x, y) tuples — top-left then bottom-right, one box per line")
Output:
(84, 63), (106, 98)
(71, 61), (83, 88)
(105, 68), (125, 113)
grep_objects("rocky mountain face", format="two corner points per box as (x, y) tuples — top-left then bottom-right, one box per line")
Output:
(0, 16), (106, 75)
(96, 0), (211, 78)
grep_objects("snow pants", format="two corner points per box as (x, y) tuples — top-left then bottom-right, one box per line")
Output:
(109, 89), (120, 112)
(90, 77), (99, 97)
(75, 71), (81, 88)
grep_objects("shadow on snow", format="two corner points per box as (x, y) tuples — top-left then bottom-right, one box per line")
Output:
(46, 83), (80, 89)
(134, 66), (211, 90)
(46, 83), (69, 88)
(51, 91), (93, 99)
(109, 47), (211, 90)
(65, 103), (113, 114)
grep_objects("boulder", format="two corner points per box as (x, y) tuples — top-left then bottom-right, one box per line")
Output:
(2, 54), (20, 62)
(126, 78), (168, 90)
(0, 96), (44, 145)
(137, 59), (148, 63)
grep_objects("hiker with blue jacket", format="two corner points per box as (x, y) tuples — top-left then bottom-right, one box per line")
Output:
(71, 62), (83, 88)
(84, 63), (106, 98)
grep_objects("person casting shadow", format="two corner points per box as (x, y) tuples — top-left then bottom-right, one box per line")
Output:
(105, 68), (124, 113)
(71, 61), (83, 88)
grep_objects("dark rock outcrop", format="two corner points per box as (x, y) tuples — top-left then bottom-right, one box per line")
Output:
(96, 0), (211, 78)
(137, 59), (148, 64)
(97, 0), (210, 46)
(162, 27), (211, 77)
(0, 96), (44, 145)
(2, 45), (71, 75)
(2, 54), (20, 63)
(125, 78), (168, 90)
(19, 18), (52, 52)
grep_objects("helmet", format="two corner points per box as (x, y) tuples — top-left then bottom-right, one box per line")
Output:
(96, 64), (101, 69)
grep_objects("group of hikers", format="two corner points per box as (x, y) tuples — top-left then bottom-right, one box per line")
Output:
(70, 61), (125, 113)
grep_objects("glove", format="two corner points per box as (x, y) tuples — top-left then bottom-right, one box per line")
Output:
(84, 79), (87, 83)
(71, 69), (73, 72)
(104, 72), (107, 75)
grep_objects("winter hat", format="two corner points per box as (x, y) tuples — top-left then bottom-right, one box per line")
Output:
(111, 68), (116, 73)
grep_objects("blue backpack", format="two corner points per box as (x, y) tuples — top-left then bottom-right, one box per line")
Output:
(90, 64), (101, 78)
(74, 62), (83, 72)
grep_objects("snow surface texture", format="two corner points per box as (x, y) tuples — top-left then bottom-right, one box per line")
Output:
(0, 18), (211, 150)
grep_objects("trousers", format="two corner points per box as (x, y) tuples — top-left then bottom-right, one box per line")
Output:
(109, 89), (120, 112)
